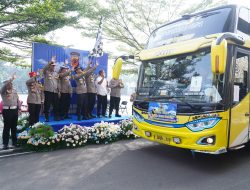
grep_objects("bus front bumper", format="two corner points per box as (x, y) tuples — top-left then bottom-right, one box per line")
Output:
(132, 118), (228, 154)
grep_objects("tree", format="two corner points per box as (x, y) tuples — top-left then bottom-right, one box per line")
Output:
(0, 0), (96, 64)
(80, 0), (227, 55)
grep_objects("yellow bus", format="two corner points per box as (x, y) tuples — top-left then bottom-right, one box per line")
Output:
(131, 5), (250, 154)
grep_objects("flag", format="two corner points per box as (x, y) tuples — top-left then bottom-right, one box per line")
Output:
(89, 16), (104, 61)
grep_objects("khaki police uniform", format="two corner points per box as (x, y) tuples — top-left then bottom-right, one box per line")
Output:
(73, 66), (96, 120)
(59, 68), (72, 119)
(26, 77), (44, 126)
(86, 64), (98, 117)
(109, 78), (124, 117)
(0, 79), (19, 148)
(43, 62), (60, 121)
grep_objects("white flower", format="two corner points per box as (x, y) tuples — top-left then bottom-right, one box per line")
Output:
(74, 135), (79, 140)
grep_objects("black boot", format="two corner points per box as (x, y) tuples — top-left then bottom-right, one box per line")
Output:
(45, 114), (49, 122)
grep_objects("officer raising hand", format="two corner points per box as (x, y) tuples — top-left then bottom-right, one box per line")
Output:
(1, 73), (19, 149)
(43, 58), (60, 122)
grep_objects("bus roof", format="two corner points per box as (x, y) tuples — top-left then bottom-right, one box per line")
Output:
(151, 4), (246, 36)
(146, 4), (250, 50)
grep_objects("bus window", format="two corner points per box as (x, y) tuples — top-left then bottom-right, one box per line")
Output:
(237, 8), (250, 37)
(233, 52), (249, 103)
(147, 7), (234, 49)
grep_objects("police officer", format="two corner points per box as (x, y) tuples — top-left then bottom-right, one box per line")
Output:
(58, 64), (72, 120)
(26, 72), (44, 126)
(109, 78), (124, 117)
(43, 60), (60, 122)
(86, 61), (98, 118)
(1, 74), (19, 149)
(74, 62), (98, 121)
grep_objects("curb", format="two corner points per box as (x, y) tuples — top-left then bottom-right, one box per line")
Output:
(0, 148), (33, 158)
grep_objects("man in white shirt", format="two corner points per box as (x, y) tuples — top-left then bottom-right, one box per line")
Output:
(95, 70), (108, 117)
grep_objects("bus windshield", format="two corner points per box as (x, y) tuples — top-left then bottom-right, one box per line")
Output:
(147, 7), (233, 49)
(137, 49), (225, 105)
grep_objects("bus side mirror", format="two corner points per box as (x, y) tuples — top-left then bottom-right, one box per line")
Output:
(211, 39), (227, 74)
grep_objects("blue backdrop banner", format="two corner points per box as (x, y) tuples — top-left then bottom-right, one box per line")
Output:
(32, 42), (108, 75)
(31, 42), (108, 107)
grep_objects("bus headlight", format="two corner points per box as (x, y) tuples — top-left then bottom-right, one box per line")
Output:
(186, 118), (221, 132)
(133, 111), (144, 123)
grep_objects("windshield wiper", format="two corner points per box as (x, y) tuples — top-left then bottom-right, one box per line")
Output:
(200, 11), (220, 18)
(168, 97), (197, 110)
(181, 11), (220, 19)
(144, 95), (182, 101)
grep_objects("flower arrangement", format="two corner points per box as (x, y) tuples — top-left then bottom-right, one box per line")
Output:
(120, 118), (138, 139)
(87, 121), (122, 144)
(19, 122), (60, 151)
(17, 119), (139, 151)
(17, 130), (31, 147)
(18, 130), (30, 140)
(17, 116), (29, 133)
(58, 124), (88, 148)
(26, 133), (62, 151)
(29, 122), (54, 138)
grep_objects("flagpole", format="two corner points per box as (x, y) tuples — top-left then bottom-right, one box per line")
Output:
(89, 16), (104, 65)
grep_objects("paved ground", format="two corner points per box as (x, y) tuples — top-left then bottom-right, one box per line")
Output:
(1, 139), (250, 190)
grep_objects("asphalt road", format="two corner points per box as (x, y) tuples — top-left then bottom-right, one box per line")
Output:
(1, 138), (250, 190)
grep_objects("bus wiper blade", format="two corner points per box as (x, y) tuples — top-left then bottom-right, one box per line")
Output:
(182, 11), (220, 19)
(200, 11), (220, 18)
(168, 97), (197, 110)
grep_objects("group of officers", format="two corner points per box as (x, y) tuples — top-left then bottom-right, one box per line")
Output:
(0, 60), (124, 149)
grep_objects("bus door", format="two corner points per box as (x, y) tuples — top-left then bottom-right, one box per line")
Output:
(229, 49), (250, 148)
